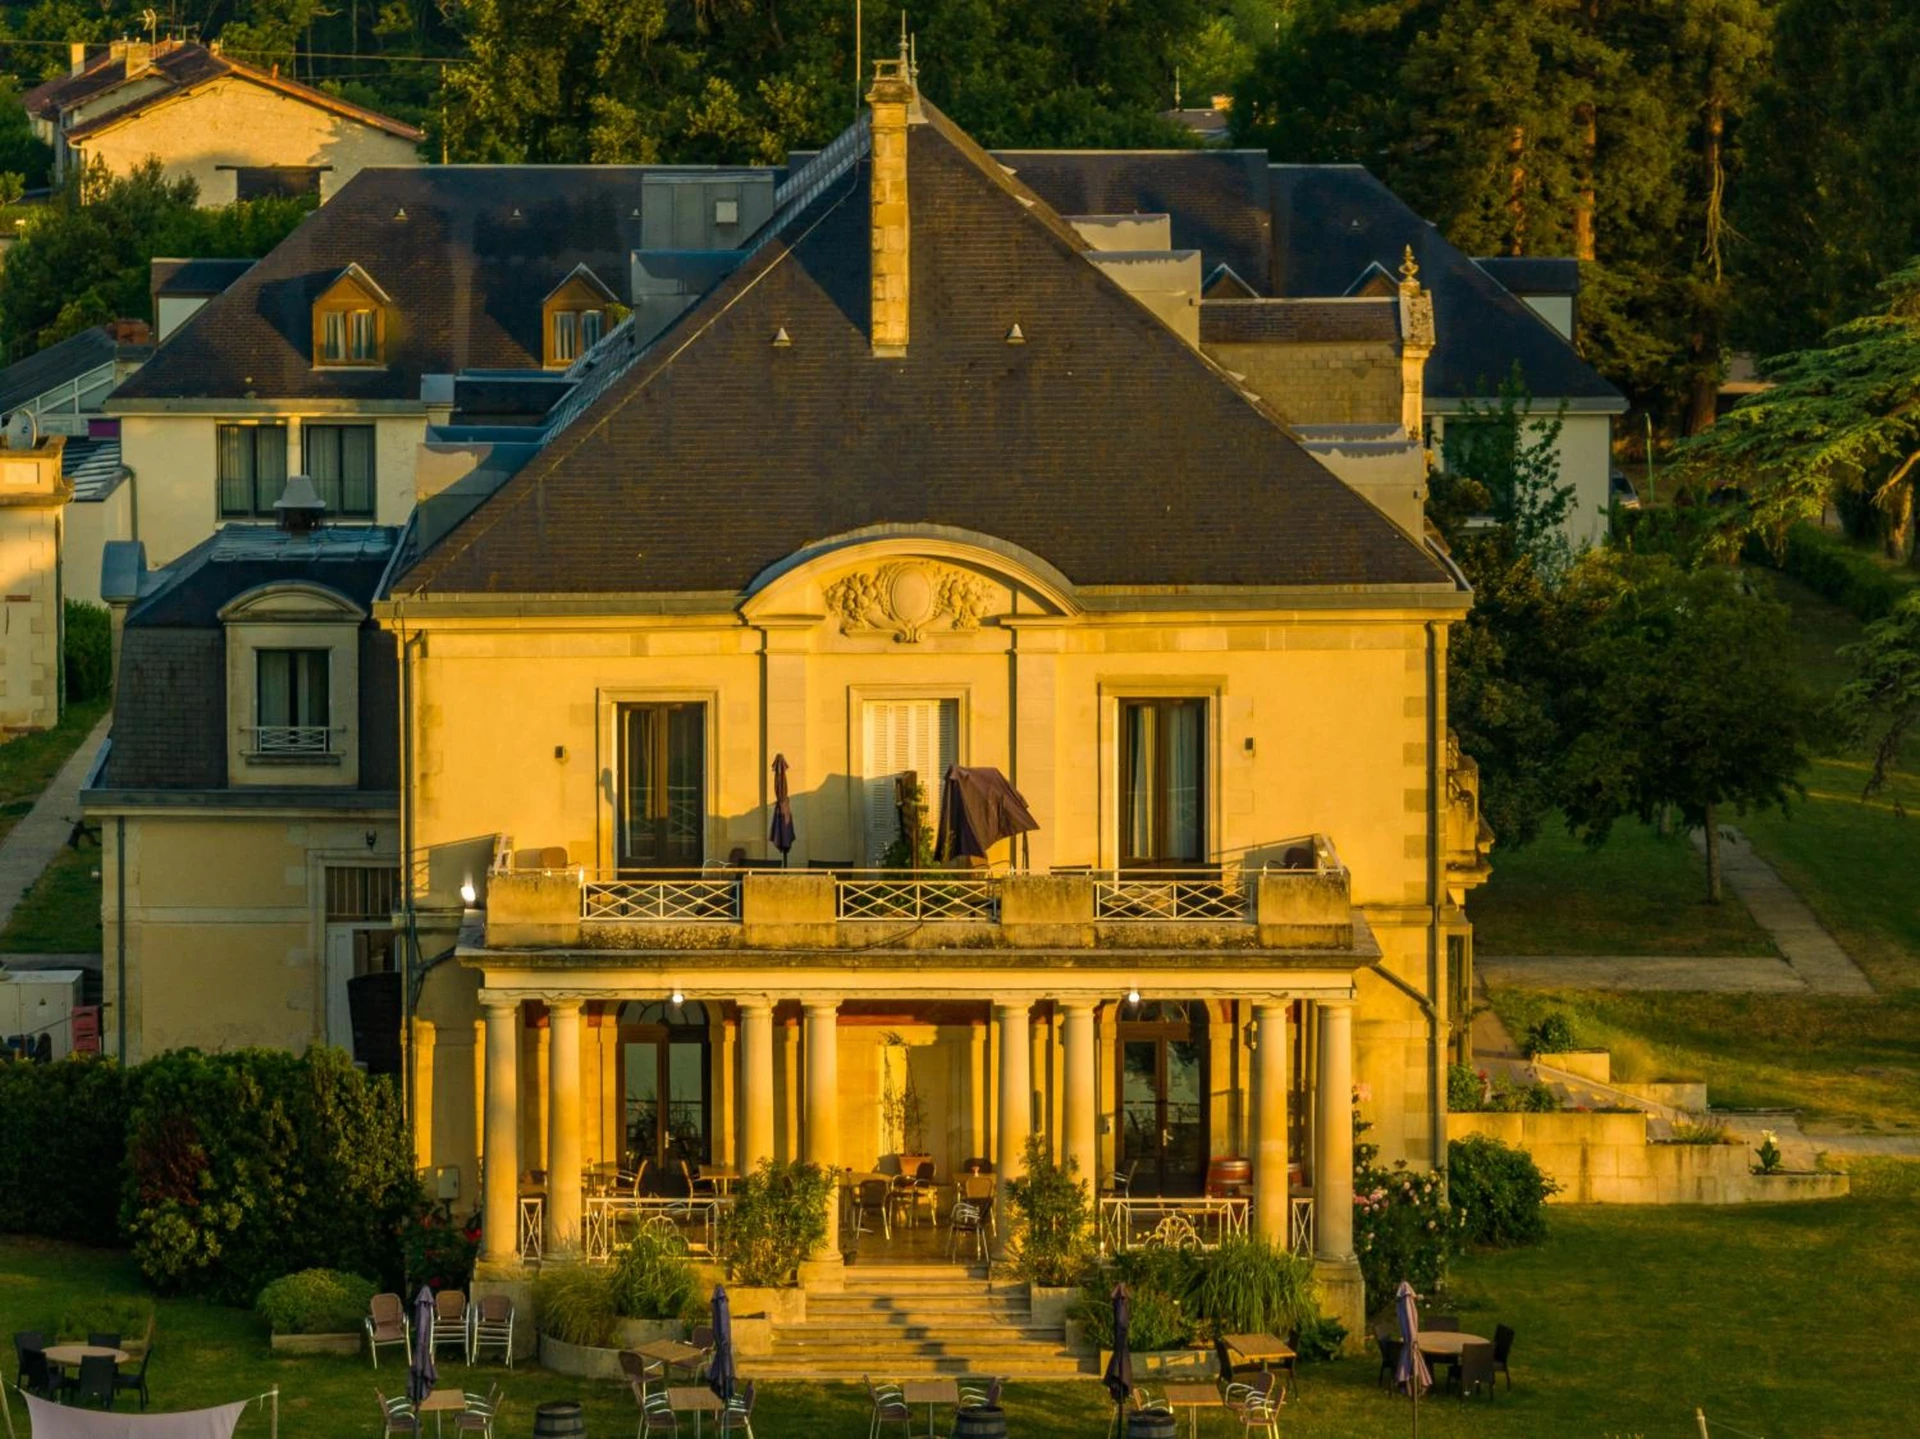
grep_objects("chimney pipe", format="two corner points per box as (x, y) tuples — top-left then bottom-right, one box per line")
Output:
(866, 57), (918, 358)
(70, 42), (88, 76)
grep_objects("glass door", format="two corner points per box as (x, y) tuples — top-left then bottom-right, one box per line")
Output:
(618, 1001), (712, 1188)
(1115, 1001), (1210, 1196)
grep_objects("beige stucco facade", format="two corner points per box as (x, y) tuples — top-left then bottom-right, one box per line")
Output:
(65, 73), (419, 204)
(1429, 408), (1615, 551)
(0, 436), (70, 732)
(112, 409), (431, 568)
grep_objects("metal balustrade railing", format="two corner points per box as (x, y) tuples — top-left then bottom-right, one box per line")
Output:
(835, 872), (1000, 921)
(1094, 870), (1249, 921)
(583, 1194), (725, 1259)
(249, 724), (334, 756)
(582, 877), (740, 922)
(1098, 1196), (1250, 1253)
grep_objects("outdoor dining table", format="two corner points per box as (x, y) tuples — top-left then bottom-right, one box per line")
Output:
(700, 1164), (741, 1196)
(667, 1384), (725, 1439)
(1416, 1331), (1492, 1358)
(1161, 1382), (1225, 1439)
(417, 1387), (466, 1437)
(41, 1345), (130, 1369)
(1223, 1332), (1296, 1368)
(900, 1378), (959, 1437)
(634, 1337), (710, 1380)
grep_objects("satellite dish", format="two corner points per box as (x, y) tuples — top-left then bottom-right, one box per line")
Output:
(3, 410), (38, 450)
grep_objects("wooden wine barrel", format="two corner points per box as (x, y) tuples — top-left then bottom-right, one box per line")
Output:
(532, 1400), (587, 1438)
(1127, 1410), (1179, 1439)
(1206, 1155), (1252, 1197)
(952, 1404), (1009, 1439)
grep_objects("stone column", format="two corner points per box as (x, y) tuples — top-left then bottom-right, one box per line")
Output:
(713, 1013), (735, 1173)
(994, 1002), (1032, 1181)
(967, 1020), (988, 1162)
(472, 1019), (487, 1175)
(411, 1018), (436, 1172)
(802, 1000), (843, 1283)
(480, 999), (519, 1268)
(1061, 1002), (1098, 1188)
(545, 998), (583, 1257)
(1253, 1002), (1290, 1243)
(740, 1001), (776, 1174)
(779, 1016), (801, 1162)
(599, 1018), (619, 1164)
(1030, 1013), (1050, 1162)
(1313, 999), (1364, 1347)
(532, 1017), (551, 1175)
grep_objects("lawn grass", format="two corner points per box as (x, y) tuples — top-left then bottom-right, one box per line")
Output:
(5, 1171), (1918, 1436)
(1467, 819), (1775, 957)
(1487, 986), (1920, 1130)
(0, 841), (103, 952)
(0, 698), (107, 846)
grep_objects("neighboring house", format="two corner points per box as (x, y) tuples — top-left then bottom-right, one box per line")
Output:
(22, 39), (422, 204)
(0, 429), (69, 731)
(0, 321), (151, 603)
(105, 164), (773, 568)
(88, 75), (1498, 1344)
(149, 257), (256, 342)
(86, 516), (401, 1057)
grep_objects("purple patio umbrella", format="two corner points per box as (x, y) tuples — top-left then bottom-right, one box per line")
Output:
(408, 1285), (438, 1406)
(707, 1284), (737, 1405)
(769, 755), (796, 865)
(1101, 1282), (1133, 1427)
(1393, 1280), (1432, 1435)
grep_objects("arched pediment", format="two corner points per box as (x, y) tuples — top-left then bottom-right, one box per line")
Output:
(218, 581), (367, 625)
(740, 526), (1080, 639)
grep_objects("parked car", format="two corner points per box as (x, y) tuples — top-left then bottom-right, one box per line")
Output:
(1609, 468), (1642, 509)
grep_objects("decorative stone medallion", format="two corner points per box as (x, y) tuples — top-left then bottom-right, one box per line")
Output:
(823, 562), (993, 642)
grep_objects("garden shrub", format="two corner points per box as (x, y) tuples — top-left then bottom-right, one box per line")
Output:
(1004, 1135), (1095, 1288)
(717, 1160), (831, 1287)
(1447, 1063), (1484, 1111)
(1069, 1279), (1192, 1353)
(534, 1264), (618, 1348)
(608, 1224), (698, 1320)
(1520, 1011), (1578, 1058)
(401, 1200), (479, 1294)
(63, 600), (112, 703)
(256, 1268), (379, 1335)
(1777, 522), (1909, 621)
(1667, 1119), (1735, 1145)
(0, 1057), (129, 1242)
(1447, 1136), (1557, 1248)
(121, 1046), (417, 1302)
(1353, 1105), (1464, 1311)
(1192, 1236), (1320, 1341)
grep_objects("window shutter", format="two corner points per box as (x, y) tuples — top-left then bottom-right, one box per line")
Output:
(862, 699), (958, 864)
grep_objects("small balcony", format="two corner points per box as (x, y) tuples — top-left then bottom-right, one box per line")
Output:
(481, 835), (1356, 954)
(244, 724), (339, 761)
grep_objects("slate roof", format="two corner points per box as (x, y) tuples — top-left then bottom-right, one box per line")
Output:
(63, 435), (126, 502)
(1267, 167), (1622, 408)
(31, 42), (421, 141)
(0, 326), (148, 415)
(393, 104), (1451, 600)
(111, 167), (744, 405)
(1475, 256), (1580, 297)
(1200, 298), (1400, 345)
(152, 257), (256, 297)
(101, 524), (400, 792)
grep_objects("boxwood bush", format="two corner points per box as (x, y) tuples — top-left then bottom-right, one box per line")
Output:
(1448, 1135), (1558, 1248)
(1778, 523), (1910, 621)
(0, 1057), (130, 1242)
(256, 1269), (379, 1335)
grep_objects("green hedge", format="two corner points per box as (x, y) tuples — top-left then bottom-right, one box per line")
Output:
(1448, 1135), (1558, 1248)
(121, 1046), (418, 1303)
(1778, 523), (1911, 621)
(256, 1268), (379, 1335)
(0, 1058), (129, 1241)
(63, 600), (112, 703)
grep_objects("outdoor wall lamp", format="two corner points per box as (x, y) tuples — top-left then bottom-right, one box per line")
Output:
(459, 879), (476, 905)
(671, 988), (685, 1006)
(1126, 987), (1141, 1006)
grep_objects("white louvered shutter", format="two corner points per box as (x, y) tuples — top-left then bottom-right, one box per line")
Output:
(862, 699), (958, 864)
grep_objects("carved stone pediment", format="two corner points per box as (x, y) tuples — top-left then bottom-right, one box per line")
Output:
(823, 561), (994, 642)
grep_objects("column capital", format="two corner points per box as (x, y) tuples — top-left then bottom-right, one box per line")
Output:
(1060, 998), (1099, 1016)
(476, 991), (525, 1013)
(738, 997), (777, 1017)
(800, 996), (842, 1016)
(992, 999), (1038, 1021)
(1251, 999), (1293, 1017)
(544, 995), (585, 1016)
(1317, 996), (1358, 1012)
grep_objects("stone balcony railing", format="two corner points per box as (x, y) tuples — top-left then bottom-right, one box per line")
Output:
(482, 836), (1356, 953)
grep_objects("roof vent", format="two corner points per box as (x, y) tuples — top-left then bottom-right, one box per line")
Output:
(394, 206), (407, 221)
(772, 327), (792, 348)
(274, 473), (328, 534)
(1005, 323), (1025, 345)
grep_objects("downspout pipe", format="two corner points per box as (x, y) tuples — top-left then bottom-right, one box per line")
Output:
(1425, 620), (1448, 1171)
(398, 605), (426, 1144)
(116, 815), (126, 1063)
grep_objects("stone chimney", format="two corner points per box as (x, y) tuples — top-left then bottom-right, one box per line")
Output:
(866, 57), (919, 358)
(1396, 246), (1436, 437)
(69, 42), (88, 76)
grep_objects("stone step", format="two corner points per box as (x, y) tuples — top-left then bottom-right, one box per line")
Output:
(742, 1354), (1091, 1379)
(808, 1295), (1032, 1313)
(775, 1323), (1063, 1342)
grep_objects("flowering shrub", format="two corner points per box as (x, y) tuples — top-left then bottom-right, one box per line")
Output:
(1447, 1136), (1557, 1247)
(1352, 1101), (1464, 1311)
(401, 1200), (480, 1293)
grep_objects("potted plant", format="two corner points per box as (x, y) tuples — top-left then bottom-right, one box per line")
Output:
(256, 1269), (378, 1356)
(1005, 1137), (1094, 1327)
(880, 1034), (932, 1174)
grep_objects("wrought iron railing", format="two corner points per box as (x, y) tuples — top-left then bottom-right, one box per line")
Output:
(1290, 1194), (1315, 1256)
(836, 872), (1000, 921)
(583, 1195), (725, 1260)
(249, 724), (333, 756)
(582, 877), (740, 922)
(1098, 1196), (1250, 1253)
(1094, 870), (1248, 921)
(518, 1195), (544, 1261)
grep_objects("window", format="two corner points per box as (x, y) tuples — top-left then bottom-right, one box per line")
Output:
(304, 423), (377, 518)
(320, 308), (379, 364)
(311, 264), (389, 367)
(235, 166), (322, 201)
(618, 703), (705, 869)
(551, 308), (604, 365)
(255, 648), (331, 754)
(217, 422), (289, 518)
(1120, 698), (1206, 866)
(863, 699), (958, 864)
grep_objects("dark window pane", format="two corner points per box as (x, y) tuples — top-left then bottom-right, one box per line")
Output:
(619, 703), (705, 868)
(305, 424), (376, 518)
(1120, 699), (1206, 865)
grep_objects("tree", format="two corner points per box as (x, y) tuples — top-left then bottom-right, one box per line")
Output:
(1559, 558), (1817, 901)
(1670, 258), (1920, 564)
(1730, 0), (1920, 354)
(1836, 591), (1920, 812)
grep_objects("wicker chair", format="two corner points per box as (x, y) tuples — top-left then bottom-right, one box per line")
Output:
(430, 1290), (470, 1361)
(468, 1295), (515, 1367)
(866, 1376), (912, 1438)
(365, 1292), (411, 1368)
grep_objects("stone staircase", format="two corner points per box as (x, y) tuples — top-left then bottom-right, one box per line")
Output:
(741, 1265), (1088, 1380)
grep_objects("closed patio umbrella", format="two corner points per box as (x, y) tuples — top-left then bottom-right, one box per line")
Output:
(1102, 1282), (1133, 1430)
(935, 765), (1039, 864)
(708, 1284), (737, 1405)
(769, 755), (796, 864)
(408, 1285), (437, 1406)
(1393, 1280), (1432, 1436)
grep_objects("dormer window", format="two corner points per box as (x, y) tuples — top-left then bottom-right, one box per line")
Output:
(220, 581), (367, 787)
(312, 263), (392, 368)
(542, 264), (618, 368)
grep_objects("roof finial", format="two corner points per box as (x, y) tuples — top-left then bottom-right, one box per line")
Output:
(899, 9), (909, 65)
(1399, 245), (1420, 287)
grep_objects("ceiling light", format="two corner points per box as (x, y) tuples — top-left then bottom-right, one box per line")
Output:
(1127, 987), (1141, 1006)
(671, 988), (684, 1006)
(459, 880), (476, 906)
